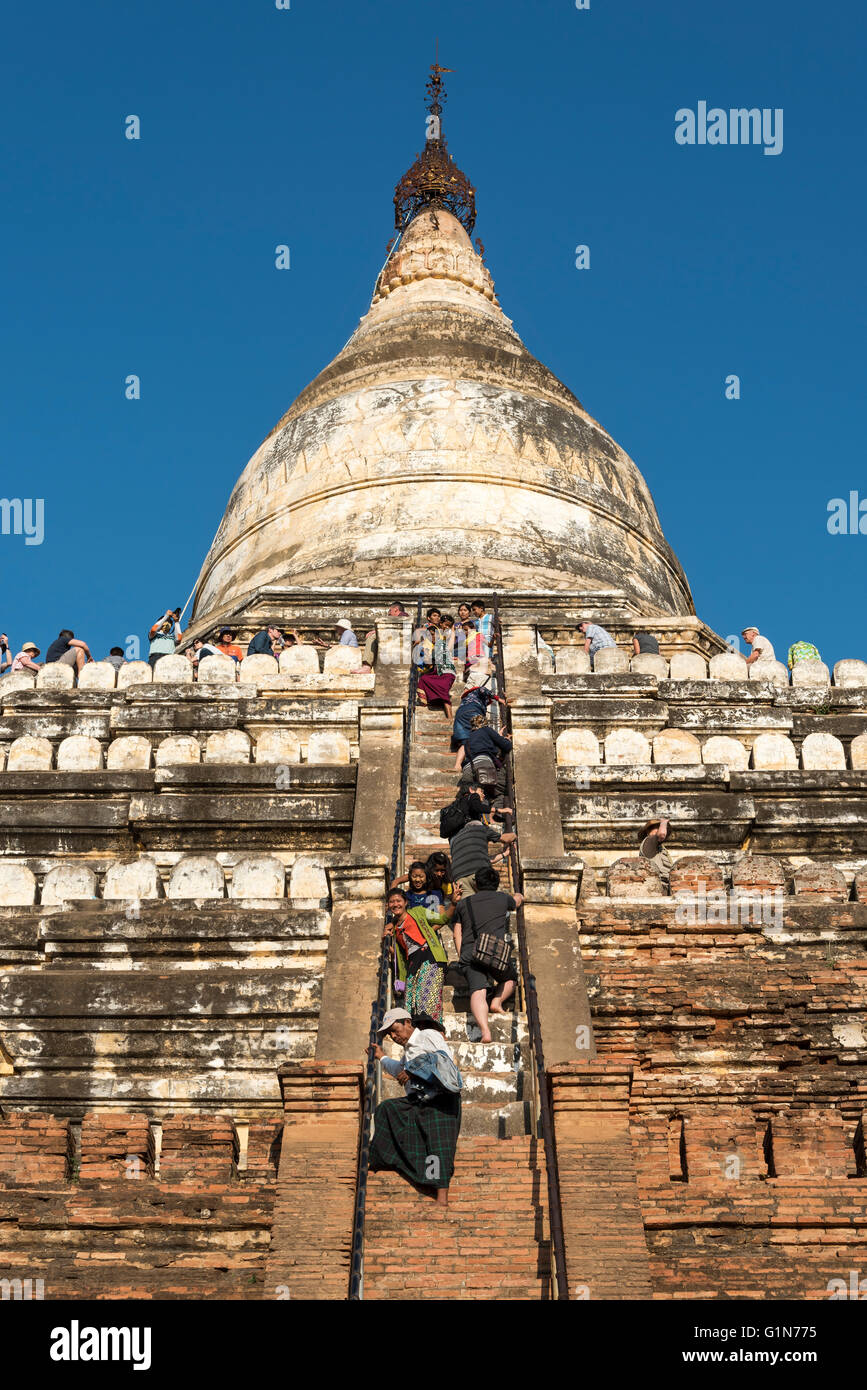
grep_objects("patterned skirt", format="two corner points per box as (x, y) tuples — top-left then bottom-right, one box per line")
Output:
(405, 961), (445, 1023)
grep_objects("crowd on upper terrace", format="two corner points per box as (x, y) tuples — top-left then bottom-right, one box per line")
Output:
(0, 610), (826, 687)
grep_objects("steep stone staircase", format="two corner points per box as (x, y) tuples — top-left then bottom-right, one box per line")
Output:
(364, 1137), (552, 1299)
(364, 697), (553, 1299)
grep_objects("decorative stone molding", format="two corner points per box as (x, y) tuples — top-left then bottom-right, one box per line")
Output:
(326, 858), (390, 904)
(521, 858), (583, 905)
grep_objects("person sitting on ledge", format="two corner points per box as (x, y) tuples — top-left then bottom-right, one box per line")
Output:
(147, 608), (183, 668)
(742, 626), (776, 667)
(632, 632), (660, 656)
(216, 628), (244, 663)
(370, 1006), (462, 1207)
(247, 622), (283, 656)
(577, 619), (616, 670)
(105, 647), (127, 672)
(335, 618), (358, 647)
(0, 634), (11, 674)
(46, 629), (92, 679)
(638, 817), (672, 887)
(787, 639), (822, 670)
(10, 640), (41, 672)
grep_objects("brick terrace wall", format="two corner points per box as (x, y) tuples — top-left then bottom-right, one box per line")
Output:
(0, 1110), (277, 1300)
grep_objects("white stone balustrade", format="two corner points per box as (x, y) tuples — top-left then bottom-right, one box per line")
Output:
(153, 655), (193, 684)
(7, 736), (53, 771)
(42, 864), (98, 905)
(77, 662), (117, 690)
(103, 859), (163, 901)
(117, 661), (152, 688)
(37, 663), (74, 690)
(167, 856), (226, 900)
(204, 730), (252, 764)
(800, 731), (846, 770)
(791, 659), (831, 688)
(652, 728), (702, 764)
(834, 659), (867, 687)
(749, 660), (789, 687)
(631, 653), (668, 678)
(555, 729), (601, 765)
(555, 646), (591, 675)
(603, 729), (652, 764)
(155, 736), (202, 766)
(668, 652), (707, 680)
(307, 731), (351, 764)
(197, 655), (238, 684)
(593, 647), (629, 674)
(255, 730), (301, 765)
(106, 736), (153, 770)
(230, 855), (286, 899)
(708, 652), (749, 681)
(701, 735), (750, 770)
(56, 735), (103, 771)
(752, 733), (798, 770)
(279, 645), (321, 673)
(289, 856), (329, 902)
(323, 645), (363, 673)
(0, 863), (37, 905)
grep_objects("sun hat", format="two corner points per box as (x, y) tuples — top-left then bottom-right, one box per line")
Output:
(22, 641), (39, 652)
(336, 618), (352, 631)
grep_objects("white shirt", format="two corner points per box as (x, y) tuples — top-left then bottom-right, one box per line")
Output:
(380, 1027), (454, 1093)
(750, 634), (776, 663)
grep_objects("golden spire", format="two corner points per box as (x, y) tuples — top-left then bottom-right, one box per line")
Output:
(393, 57), (476, 235)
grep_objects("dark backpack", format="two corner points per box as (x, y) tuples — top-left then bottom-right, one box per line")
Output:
(439, 796), (469, 840)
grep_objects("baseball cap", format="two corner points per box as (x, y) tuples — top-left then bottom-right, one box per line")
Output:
(376, 1007), (411, 1036)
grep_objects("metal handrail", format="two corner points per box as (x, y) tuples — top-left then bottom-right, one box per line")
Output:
(348, 599), (423, 1301)
(491, 594), (570, 1302)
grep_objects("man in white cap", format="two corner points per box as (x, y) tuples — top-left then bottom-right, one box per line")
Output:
(742, 626), (776, 669)
(370, 1006), (461, 1206)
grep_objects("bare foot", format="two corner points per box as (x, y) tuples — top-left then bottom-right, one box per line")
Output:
(434, 1188), (448, 1207)
(479, 1030), (493, 1043)
(489, 1005), (507, 1016)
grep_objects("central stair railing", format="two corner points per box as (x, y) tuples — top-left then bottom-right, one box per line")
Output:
(348, 599), (423, 1301)
(491, 593), (570, 1301)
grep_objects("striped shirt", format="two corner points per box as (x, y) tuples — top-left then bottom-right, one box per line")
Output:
(448, 820), (502, 880)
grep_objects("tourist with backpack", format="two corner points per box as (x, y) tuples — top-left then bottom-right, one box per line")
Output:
(452, 866), (523, 1043)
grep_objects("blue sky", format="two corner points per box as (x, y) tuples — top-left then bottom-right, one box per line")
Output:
(1, 0), (863, 665)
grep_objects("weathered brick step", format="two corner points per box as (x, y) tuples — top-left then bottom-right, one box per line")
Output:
(364, 1142), (551, 1299)
(442, 1011), (527, 1043)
